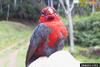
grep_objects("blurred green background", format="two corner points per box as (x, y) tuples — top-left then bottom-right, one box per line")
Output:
(0, 0), (100, 67)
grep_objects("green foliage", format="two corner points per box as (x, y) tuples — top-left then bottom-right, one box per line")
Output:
(78, 0), (92, 16)
(0, 10), (3, 18)
(74, 12), (100, 47)
(61, 17), (68, 25)
(0, 0), (45, 22)
(80, 0), (88, 8)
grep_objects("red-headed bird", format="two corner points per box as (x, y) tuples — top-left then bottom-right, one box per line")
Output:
(25, 6), (68, 67)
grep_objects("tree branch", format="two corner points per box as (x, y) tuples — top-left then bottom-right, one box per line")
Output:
(70, 2), (74, 12)
(59, 0), (68, 15)
(65, 0), (69, 7)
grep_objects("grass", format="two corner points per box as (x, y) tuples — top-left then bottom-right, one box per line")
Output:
(0, 21), (100, 67)
(0, 21), (32, 67)
(16, 45), (100, 67)
(65, 45), (100, 63)
(16, 40), (28, 67)
(0, 21), (32, 50)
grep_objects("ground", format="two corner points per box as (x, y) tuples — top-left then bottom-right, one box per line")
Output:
(0, 21), (32, 67)
(0, 21), (100, 67)
(0, 34), (29, 67)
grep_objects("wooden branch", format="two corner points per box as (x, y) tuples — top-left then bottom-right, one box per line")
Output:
(65, 0), (74, 12)
(59, 0), (68, 15)
(65, 0), (69, 7)
(70, 2), (74, 12)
